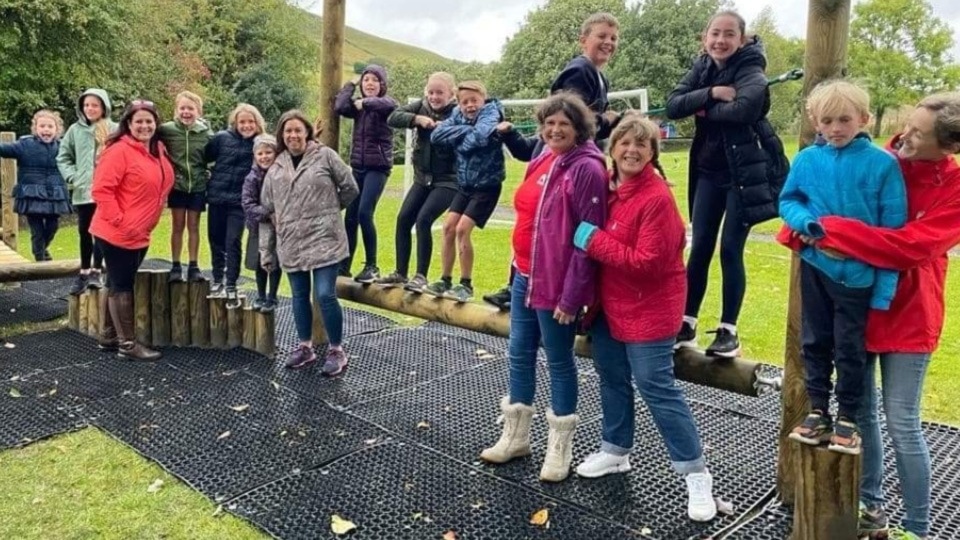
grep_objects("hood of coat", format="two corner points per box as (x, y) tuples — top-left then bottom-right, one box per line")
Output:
(361, 65), (389, 97)
(556, 138), (606, 170)
(75, 88), (113, 126)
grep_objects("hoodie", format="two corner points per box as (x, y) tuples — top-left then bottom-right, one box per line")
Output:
(56, 88), (118, 205)
(334, 64), (397, 171)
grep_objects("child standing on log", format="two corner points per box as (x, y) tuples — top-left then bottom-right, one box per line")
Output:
(0, 110), (72, 262)
(241, 134), (280, 312)
(779, 80), (907, 455)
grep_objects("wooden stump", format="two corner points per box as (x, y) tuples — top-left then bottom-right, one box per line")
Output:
(227, 304), (243, 348)
(78, 293), (90, 336)
(209, 296), (228, 349)
(188, 280), (210, 348)
(68, 294), (80, 331)
(311, 297), (328, 344)
(134, 270), (152, 345)
(254, 309), (275, 358)
(86, 288), (100, 338)
(242, 306), (257, 350)
(169, 281), (190, 347)
(150, 270), (170, 347)
(792, 445), (860, 540)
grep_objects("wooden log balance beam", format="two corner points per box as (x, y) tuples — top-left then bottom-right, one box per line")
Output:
(334, 279), (763, 396)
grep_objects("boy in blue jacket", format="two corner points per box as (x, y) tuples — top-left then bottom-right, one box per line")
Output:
(780, 80), (906, 455)
(427, 80), (505, 302)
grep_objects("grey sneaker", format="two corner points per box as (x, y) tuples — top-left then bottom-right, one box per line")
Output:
(404, 274), (429, 293)
(321, 348), (348, 376)
(354, 265), (380, 284)
(445, 283), (474, 303)
(858, 503), (888, 536)
(209, 282), (226, 298)
(423, 279), (452, 298)
(87, 270), (104, 290)
(68, 274), (89, 296)
(285, 345), (316, 369)
(375, 271), (407, 288)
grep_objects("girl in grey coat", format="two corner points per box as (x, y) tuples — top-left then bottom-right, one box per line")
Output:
(260, 110), (359, 374)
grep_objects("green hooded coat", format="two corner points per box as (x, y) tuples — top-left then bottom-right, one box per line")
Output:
(159, 118), (212, 193)
(56, 88), (118, 205)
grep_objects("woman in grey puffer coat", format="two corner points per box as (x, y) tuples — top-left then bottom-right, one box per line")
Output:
(260, 110), (359, 374)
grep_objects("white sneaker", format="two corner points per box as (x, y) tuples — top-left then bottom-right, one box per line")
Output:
(685, 471), (717, 522)
(574, 451), (631, 478)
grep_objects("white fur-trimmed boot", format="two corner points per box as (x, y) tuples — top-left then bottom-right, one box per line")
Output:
(480, 396), (535, 464)
(539, 409), (579, 482)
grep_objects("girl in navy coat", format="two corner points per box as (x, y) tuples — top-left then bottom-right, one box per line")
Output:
(0, 110), (72, 261)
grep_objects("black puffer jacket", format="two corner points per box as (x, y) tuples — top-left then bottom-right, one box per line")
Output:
(666, 36), (789, 226)
(335, 64), (397, 172)
(387, 98), (457, 189)
(205, 128), (255, 207)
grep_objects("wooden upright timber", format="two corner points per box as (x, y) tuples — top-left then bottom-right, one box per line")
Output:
(793, 445), (860, 539)
(318, 0), (346, 149)
(1, 131), (17, 250)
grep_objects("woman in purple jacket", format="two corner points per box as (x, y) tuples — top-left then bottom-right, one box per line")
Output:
(479, 92), (608, 483)
(334, 64), (397, 283)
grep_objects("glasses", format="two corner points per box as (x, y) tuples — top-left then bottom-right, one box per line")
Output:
(128, 99), (157, 112)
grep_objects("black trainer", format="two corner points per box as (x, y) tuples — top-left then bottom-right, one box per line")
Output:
(483, 286), (511, 310)
(705, 327), (740, 358)
(858, 504), (888, 537)
(68, 274), (89, 296)
(186, 265), (204, 282)
(354, 265), (380, 284)
(675, 321), (697, 350)
(87, 269), (104, 290)
(169, 265), (185, 283)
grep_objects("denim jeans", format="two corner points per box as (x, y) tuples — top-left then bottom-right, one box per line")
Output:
(858, 353), (931, 537)
(507, 274), (578, 416)
(590, 314), (706, 475)
(287, 264), (344, 345)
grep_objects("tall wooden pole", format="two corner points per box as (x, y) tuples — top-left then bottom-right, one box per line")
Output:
(1, 132), (18, 250)
(778, 0), (853, 510)
(318, 0), (346, 150)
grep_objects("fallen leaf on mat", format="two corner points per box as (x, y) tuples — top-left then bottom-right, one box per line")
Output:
(228, 404), (250, 412)
(443, 530), (458, 540)
(641, 526), (652, 536)
(279, 430), (288, 437)
(411, 512), (423, 520)
(529, 508), (549, 527)
(4, 342), (15, 349)
(416, 421), (430, 429)
(470, 500), (485, 510)
(364, 438), (379, 445)
(212, 505), (224, 517)
(147, 479), (164, 493)
(46, 388), (57, 397)
(716, 497), (735, 516)
(330, 514), (357, 535)
(271, 381), (280, 391)
(9, 388), (21, 398)
(217, 430), (231, 440)
(475, 348), (488, 356)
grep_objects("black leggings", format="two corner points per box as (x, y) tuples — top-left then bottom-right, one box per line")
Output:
(344, 169), (388, 270)
(395, 183), (456, 277)
(97, 238), (147, 293)
(685, 172), (751, 325)
(26, 214), (59, 261)
(75, 203), (103, 270)
(208, 204), (245, 287)
(255, 267), (282, 299)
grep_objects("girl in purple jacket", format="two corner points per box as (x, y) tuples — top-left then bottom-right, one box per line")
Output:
(241, 134), (281, 312)
(334, 64), (397, 283)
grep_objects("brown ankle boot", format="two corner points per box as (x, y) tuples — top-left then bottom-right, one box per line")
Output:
(108, 291), (161, 361)
(98, 288), (119, 351)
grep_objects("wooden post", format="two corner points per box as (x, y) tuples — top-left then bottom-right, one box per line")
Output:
(311, 298), (329, 345)
(150, 270), (170, 347)
(67, 294), (80, 331)
(134, 270), (152, 345)
(779, 0), (853, 511)
(170, 281), (191, 346)
(189, 280), (211, 347)
(254, 310), (275, 358)
(318, 0), (346, 149)
(86, 288), (100, 338)
(242, 306), (257, 351)
(0, 131), (17, 250)
(227, 303), (244, 348)
(78, 293), (90, 336)
(209, 296), (228, 349)
(792, 446), (860, 539)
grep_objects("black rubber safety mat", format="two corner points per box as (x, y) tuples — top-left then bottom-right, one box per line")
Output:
(271, 300), (396, 356)
(229, 441), (643, 539)
(723, 501), (792, 539)
(0, 284), (68, 327)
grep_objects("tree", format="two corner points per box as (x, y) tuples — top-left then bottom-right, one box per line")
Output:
(749, 7), (805, 133)
(232, 64), (306, 127)
(849, 0), (960, 136)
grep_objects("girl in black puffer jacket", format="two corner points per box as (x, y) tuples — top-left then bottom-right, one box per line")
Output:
(666, 10), (789, 358)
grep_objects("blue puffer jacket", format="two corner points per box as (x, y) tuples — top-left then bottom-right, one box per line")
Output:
(334, 64), (397, 172)
(430, 99), (505, 191)
(0, 136), (71, 215)
(205, 128), (255, 207)
(779, 134), (907, 309)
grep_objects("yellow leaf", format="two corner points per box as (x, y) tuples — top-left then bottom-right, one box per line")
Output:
(147, 479), (164, 493)
(363, 438), (379, 445)
(470, 500), (485, 510)
(228, 404), (250, 412)
(212, 505), (224, 517)
(443, 530), (458, 540)
(47, 388), (57, 396)
(411, 512), (423, 520)
(416, 421), (430, 429)
(330, 514), (357, 536)
(218, 430), (232, 440)
(9, 388), (21, 398)
(529, 508), (549, 527)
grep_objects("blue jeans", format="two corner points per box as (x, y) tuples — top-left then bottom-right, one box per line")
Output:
(287, 264), (344, 345)
(858, 353), (931, 537)
(507, 274), (578, 416)
(590, 314), (706, 475)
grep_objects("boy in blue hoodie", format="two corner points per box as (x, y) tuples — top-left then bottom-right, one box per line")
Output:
(779, 80), (907, 455)
(428, 80), (506, 302)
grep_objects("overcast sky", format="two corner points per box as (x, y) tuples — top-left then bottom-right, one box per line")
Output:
(302, 0), (960, 64)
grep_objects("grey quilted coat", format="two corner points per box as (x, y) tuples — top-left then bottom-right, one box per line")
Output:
(259, 141), (359, 272)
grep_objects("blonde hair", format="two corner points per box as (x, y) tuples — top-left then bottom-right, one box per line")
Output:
(609, 112), (667, 181)
(227, 103), (266, 135)
(457, 80), (488, 100)
(916, 92), (960, 153)
(31, 109), (64, 137)
(174, 91), (204, 115)
(426, 72), (456, 96)
(806, 80), (871, 121)
(581, 12), (619, 36)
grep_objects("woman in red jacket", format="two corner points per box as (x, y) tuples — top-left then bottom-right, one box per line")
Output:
(572, 115), (717, 522)
(810, 93), (960, 540)
(90, 100), (174, 361)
